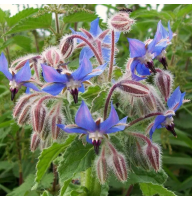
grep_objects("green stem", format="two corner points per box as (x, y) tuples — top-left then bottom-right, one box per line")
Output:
(55, 12), (60, 34)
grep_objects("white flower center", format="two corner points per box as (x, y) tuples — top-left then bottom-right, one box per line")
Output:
(89, 131), (103, 142)
(164, 116), (174, 126)
(139, 51), (154, 64)
(156, 50), (166, 59)
(66, 79), (81, 90)
(9, 80), (18, 90)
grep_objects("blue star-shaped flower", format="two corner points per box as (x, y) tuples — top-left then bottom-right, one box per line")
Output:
(127, 21), (173, 81)
(149, 86), (185, 139)
(0, 53), (40, 100)
(41, 53), (107, 103)
(57, 101), (127, 154)
(70, 18), (120, 62)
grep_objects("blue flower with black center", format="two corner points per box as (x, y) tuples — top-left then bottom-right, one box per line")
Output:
(41, 53), (107, 103)
(57, 101), (127, 154)
(0, 53), (40, 100)
(149, 87), (186, 139)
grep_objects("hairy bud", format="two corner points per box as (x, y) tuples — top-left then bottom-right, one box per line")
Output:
(118, 80), (149, 97)
(96, 146), (108, 184)
(109, 12), (135, 33)
(17, 105), (31, 126)
(107, 142), (128, 182)
(59, 35), (76, 59)
(30, 133), (40, 152)
(142, 143), (161, 172)
(154, 69), (173, 102)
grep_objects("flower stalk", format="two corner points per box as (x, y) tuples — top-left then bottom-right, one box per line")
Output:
(108, 29), (115, 81)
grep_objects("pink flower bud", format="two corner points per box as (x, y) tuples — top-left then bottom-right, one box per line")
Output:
(30, 133), (40, 152)
(107, 142), (128, 182)
(51, 115), (63, 140)
(154, 69), (173, 102)
(109, 12), (135, 33)
(42, 47), (62, 68)
(96, 146), (108, 184)
(31, 103), (47, 134)
(118, 80), (149, 97)
(142, 143), (161, 172)
(59, 35), (76, 59)
(17, 105), (31, 126)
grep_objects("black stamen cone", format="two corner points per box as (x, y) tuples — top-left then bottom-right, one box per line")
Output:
(160, 57), (168, 70)
(147, 62), (156, 73)
(166, 124), (177, 137)
(92, 140), (101, 155)
(70, 88), (78, 104)
(11, 88), (17, 101)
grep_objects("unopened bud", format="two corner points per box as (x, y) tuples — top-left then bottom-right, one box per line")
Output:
(107, 142), (128, 182)
(30, 133), (40, 152)
(96, 146), (108, 184)
(59, 35), (76, 59)
(142, 143), (161, 172)
(51, 115), (63, 140)
(42, 47), (62, 68)
(17, 105), (31, 126)
(109, 12), (135, 33)
(118, 80), (149, 97)
(154, 69), (173, 102)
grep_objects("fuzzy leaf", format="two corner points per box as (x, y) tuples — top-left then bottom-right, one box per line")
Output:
(7, 8), (39, 27)
(91, 90), (107, 113)
(41, 190), (50, 196)
(59, 178), (72, 196)
(35, 135), (76, 184)
(140, 183), (176, 196)
(58, 137), (95, 184)
(81, 85), (101, 100)
(64, 11), (98, 23)
(4, 13), (52, 35)
(112, 67), (123, 80)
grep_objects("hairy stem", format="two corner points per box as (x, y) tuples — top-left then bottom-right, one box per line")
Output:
(32, 30), (39, 53)
(108, 29), (115, 81)
(70, 35), (103, 65)
(52, 164), (58, 193)
(55, 12), (60, 34)
(104, 83), (119, 120)
(126, 185), (133, 196)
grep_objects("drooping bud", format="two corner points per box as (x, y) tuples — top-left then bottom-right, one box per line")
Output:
(96, 146), (108, 184)
(154, 69), (173, 102)
(59, 35), (76, 59)
(42, 47), (63, 69)
(30, 133), (40, 152)
(136, 98), (148, 117)
(17, 105), (31, 126)
(142, 142), (161, 172)
(118, 80), (149, 97)
(107, 142), (128, 182)
(109, 12), (135, 33)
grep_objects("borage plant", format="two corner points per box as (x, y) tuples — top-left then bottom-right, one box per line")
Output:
(0, 9), (190, 196)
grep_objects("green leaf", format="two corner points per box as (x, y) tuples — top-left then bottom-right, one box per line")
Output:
(35, 135), (76, 184)
(59, 178), (72, 196)
(64, 12), (98, 23)
(140, 183), (176, 196)
(163, 156), (192, 166)
(112, 66), (123, 80)
(4, 13), (52, 35)
(7, 8), (39, 27)
(81, 85), (101, 100)
(58, 137), (95, 184)
(91, 90), (107, 113)
(41, 190), (50, 196)
(177, 5), (192, 18)
(0, 184), (11, 194)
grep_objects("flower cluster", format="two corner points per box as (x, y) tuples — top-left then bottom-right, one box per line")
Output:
(0, 9), (190, 185)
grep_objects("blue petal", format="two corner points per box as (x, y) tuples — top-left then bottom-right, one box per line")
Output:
(168, 21), (173, 40)
(100, 102), (119, 133)
(131, 60), (146, 81)
(86, 135), (92, 144)
(70, 28), (86, 43)
(127, 38), (146, 58)
(72, 53), (93, 80)
(159, 21), (168, 38)
(82, 63), (107, 81)
(25, 87), (31, 94)
(78, 83), (85, 93)
(57, 124), (88, 134)
(0, 53), (12, 80)
(75, 101), (96, 132)
(42, 83), (65, 96)
(150, 115), (166, 139)
(136, 63), (150, 75)
(41, 64), (68, 83)
(175, 92), (185, 111)
(89, 18), (102, 37)
(106, 116), (128, 134)
(102, 48), (110, 62)
(114, 31), (121, 43)
(153, 41), (168, 57)
(23, 82), (40, 92)
(167, 86), (181, 110)
(15, 61), (31, 83)
(79, 47), (94, 61)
